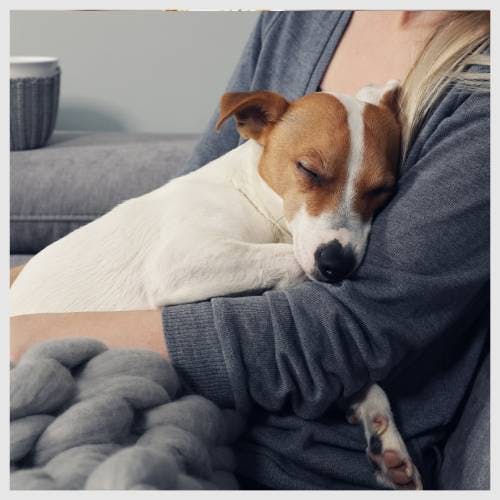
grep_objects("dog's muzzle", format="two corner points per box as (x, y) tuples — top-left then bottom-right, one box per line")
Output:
(314, 240), (357, 283)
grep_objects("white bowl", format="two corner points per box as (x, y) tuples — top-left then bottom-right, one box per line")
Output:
(10, 56), (59, 79)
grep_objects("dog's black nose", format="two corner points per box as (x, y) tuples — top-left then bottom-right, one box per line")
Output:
(315, 241), (356, 283)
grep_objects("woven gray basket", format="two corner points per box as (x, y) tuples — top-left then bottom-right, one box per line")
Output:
(10, 67), (60, 151)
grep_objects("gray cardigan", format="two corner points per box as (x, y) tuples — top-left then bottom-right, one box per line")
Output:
(163, 11), (490, 489)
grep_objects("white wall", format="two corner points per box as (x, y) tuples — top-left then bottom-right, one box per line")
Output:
(10, 11), (259, 134)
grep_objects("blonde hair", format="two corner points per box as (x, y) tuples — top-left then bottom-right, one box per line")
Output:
(400, 11), (490, 156)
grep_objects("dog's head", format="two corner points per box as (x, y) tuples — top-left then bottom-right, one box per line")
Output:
(217, 82), (401, 283)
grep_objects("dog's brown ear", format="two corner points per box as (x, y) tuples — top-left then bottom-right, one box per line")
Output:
(356, 80), (401, 117)
(378, 81), (401, 117)
(216, 91), (289, 145)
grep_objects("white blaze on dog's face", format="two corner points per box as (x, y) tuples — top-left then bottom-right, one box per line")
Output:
(217, 82), (401, 283)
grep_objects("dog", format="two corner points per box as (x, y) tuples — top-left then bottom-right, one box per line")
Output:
(10, 81), (422, 489)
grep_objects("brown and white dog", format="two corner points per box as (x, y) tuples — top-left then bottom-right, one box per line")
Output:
(10, 81), (421, 489)
(219, 84), (401, 284)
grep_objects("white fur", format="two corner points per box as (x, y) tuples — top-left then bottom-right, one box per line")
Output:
(355, 79), (400, 106)
(334, 93), (366, 218)
(289, 207), (371, 279)
(10, 139), (305, 316)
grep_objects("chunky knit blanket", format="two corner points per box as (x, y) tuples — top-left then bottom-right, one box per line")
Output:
(10, 338), (245, 490)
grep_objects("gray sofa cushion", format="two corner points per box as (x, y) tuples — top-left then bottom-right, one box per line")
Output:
(10, 254), (33, 267)
(10, 131), (199, 254)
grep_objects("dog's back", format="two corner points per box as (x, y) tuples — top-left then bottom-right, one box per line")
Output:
(9, 140), (280, 315)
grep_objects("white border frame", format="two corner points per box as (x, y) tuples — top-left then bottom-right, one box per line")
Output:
(2, 1), (496, 498)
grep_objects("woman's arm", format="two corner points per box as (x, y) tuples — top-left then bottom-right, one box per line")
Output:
(10, 310), (166, 363)
(162, 91), (490, 416)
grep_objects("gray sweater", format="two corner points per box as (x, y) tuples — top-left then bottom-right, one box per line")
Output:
(163, 11), (490, 489)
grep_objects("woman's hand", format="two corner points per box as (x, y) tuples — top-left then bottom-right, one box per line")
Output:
(10, 309), (168, 364)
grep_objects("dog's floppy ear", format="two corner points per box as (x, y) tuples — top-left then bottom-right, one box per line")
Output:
(216, 91), (289, 145)
(356, 80), (401, 116)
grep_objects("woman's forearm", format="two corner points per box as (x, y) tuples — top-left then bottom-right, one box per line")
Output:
(10, 309), (167, 363)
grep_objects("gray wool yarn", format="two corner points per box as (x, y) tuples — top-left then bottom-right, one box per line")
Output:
(210, 445), (237, 471)
(20, 338), (108, 368)
(10, 337), (246, 490)
(10, 469), (60, 490)
(212, 470), (241, 490)
(137, 424), (213, 479)
(32, 395), (135, 466)
(177, 473), (216, 490)
(74, 375), (170, 409)
(78, 348), (180, 398)
(138, 394), (226, 444)
(44, 444), (121, 490)
(11, 359), (75, 419)
(85, 446), (180, 489)
(11, 415), (55, 462)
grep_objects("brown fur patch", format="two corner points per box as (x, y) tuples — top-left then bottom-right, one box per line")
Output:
(379, 85), (401, 118)
(353, 103), (401, 221)
(257, 93), (351, 221)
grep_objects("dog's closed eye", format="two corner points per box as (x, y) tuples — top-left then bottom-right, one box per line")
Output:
(296, 160), (322, 183)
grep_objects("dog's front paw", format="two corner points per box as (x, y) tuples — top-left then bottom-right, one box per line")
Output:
(347, 384), (423, 490)
(273, 255), (307, 290)
(365, 415), (423, 490)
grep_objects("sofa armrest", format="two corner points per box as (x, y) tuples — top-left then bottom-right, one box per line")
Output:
(10, 255), (33, 268)
(10, 131), (200, 254)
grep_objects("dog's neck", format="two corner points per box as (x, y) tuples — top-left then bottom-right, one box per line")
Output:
(231, 140), (291, 240)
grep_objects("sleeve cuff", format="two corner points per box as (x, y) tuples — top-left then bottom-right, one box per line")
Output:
(162, 301), (235, 408)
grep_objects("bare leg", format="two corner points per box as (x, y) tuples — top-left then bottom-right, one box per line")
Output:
(347, 384), (423, 490)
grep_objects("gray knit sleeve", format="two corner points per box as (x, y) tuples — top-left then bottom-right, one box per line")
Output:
(163, 90), (489, 417)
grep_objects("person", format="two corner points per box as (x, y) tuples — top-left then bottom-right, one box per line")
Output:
(10, 10), (490, 490)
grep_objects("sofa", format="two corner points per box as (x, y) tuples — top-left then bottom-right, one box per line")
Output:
(10, 131), (490, 489)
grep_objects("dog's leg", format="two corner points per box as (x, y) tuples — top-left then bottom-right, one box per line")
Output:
(203, 241), (307, 292)
(253, 242), (308, 290)
(347, 384), (423, 490)
(150, 241), (307, 306)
